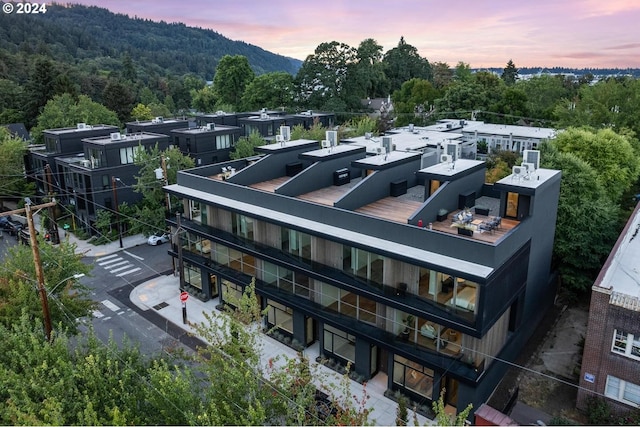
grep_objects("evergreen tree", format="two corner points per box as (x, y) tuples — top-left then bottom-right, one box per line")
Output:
(501, 59), (519, 86)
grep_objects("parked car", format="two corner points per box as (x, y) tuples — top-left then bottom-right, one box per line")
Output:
(2, 219), (24, 237)
(18, 228), (38, 246)
(147, 231), (170, 246)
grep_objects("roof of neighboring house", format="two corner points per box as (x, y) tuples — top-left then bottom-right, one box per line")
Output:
(594, 202), (640, 310)
(2, 123), (30, 141)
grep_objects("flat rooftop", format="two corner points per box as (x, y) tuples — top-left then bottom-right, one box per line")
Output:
(596, 203), (640, 309)
(83, 132), (167, 145)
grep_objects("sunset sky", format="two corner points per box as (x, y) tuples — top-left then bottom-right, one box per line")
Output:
(67, 0), (640, 69)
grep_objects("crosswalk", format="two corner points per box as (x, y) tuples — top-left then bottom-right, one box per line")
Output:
(93, 298), (132, 321)
(96, 253), (141, 277)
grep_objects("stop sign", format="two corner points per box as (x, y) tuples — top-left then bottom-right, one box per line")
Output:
(180, 291), (189, 302)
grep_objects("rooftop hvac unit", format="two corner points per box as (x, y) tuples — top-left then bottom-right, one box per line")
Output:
(77, 123), (87, 130)
(365, 132), (372, 139)
(260, 112), (268, 119)
(440, 154), (452, 163)
(512, 165), (524, 177)
(280, 126), (291, 142)
(153, 116), (164, 123)
(521, 162), (535, 174)
(382, 136), (393, 153)
(206, 123), (215, 131)
(408, 123), (414, 132)
(321, 140), (330, 149)
(110, 132), (121, 141)
(445, 142), (461, 161)
(326, 130), (338, 146)
(523, 149), (540, 169)
(80, 159), (91, 167)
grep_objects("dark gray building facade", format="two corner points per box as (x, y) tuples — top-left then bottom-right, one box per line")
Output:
(164, 140), (561, 418)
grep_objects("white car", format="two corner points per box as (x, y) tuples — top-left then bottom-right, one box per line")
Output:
(147, 232), (170, 246)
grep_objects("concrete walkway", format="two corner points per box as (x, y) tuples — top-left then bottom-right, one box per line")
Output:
(49, 223), (431, 426)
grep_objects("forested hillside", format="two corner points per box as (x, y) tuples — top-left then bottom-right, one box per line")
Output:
(0, 2), (301, 80)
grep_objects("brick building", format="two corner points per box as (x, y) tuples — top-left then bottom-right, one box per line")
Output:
(578, 203), (640, 414)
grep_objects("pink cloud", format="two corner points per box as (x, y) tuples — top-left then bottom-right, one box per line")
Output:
(63, 0), (640, 68)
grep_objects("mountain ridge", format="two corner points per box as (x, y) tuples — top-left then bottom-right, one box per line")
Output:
(0, 2), (302, 79)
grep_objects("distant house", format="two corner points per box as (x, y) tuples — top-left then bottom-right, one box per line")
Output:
(2, 123), (31, 142)
(25, 123), (119, 196)
(125, 116), (191, 137)
(577, 202), (640, 415)
(361, 96), (394, 118)
(170, 123), (242, 166)
(54, 131), (169, 233)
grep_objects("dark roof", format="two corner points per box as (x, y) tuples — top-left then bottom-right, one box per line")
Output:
(2, 123), (30, 141)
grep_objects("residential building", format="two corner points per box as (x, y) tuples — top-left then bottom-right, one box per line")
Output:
(125, 117), (191, 137)
(163, 139), (561, 418)
(460, 123), (557, 154)
(577, 202), (640, 415)
(54, 131), (169, 233)
(26, 123), (119, 195)
(283, 110), (335, 130)
(170, 123), (241, 166)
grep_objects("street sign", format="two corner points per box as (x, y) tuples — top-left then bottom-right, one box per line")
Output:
(180, 291), (189, 302)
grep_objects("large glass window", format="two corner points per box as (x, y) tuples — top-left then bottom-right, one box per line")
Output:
(89, 148), (104, 168)
(282, 229), (311, 260)
(393, 355), (434, 399)
(320, 283), (376, 325)
(119, 145), (141, 165)
(323, 324), (355, 363)
(343, 245), (384, 287)
(221, 279), (243, 307)
(612, 329), (640, 359)
(216, 134), (231, 149)
(232, 213), (254, 240)
(184, 264), (202, 290)
(266, 299), (293, 334)
(605, 375), (640, 407)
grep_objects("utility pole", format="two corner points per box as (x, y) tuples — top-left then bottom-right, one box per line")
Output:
(111, 176), (123, 248)
(44, 164), (60, 244)
(161, 156), (171, 214)
(22, 200), (56, 341)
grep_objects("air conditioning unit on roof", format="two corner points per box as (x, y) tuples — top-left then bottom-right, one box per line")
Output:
(110, 132), (121, 141)
(77, 123), (87, 130)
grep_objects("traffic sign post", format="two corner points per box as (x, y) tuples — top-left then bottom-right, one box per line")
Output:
(180, 292), (188, 324)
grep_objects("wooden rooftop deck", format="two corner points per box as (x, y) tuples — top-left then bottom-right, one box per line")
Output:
(355, 197), (424, 223)
(430, 211), (519, 244)
(249, 176), (291, 193)
(297, 185), (354, 206)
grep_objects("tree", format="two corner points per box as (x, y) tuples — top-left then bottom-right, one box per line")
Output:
(382, 37), (432, 93)
(431, 388), (472, 426)
(515, 74), (573, 122)
(30, 94), (120, 143)
(352, 38), (389, 98)
(102, 79), (136, 123)
(132, 145), (194, 236)
(552, 127), (640, 204)
(431, 61), (454, 90)
(295, 41), (358, 110)
(0, 128), (34, 206)
(23, 58), (59, 128)
(230, 130), (266, 160)
(454, 61), (473, 83)
(212, 55), (255, 110)
(540, 142), (621, 295)
(392, 78), (439, 126)
(240, 71), (295, 111)
(494, 87), (529, 124)
(191, 84), (217, 113)
(501, 59), (518, 86)
(0, 238), (93, 333)
(0, 78), (26, 124)
(130, 103), (153, 121)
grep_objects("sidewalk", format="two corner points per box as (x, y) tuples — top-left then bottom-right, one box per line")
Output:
(55, 224), (430, 426)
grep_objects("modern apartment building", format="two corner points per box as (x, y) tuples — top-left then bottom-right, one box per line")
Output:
(577, 203), (640, 415)
(54, 131), (169, 232)
(163, 138), (561, 417)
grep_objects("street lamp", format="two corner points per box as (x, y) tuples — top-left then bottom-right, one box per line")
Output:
(47, 273), (85, 295)
(111, 176), (123, 248)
